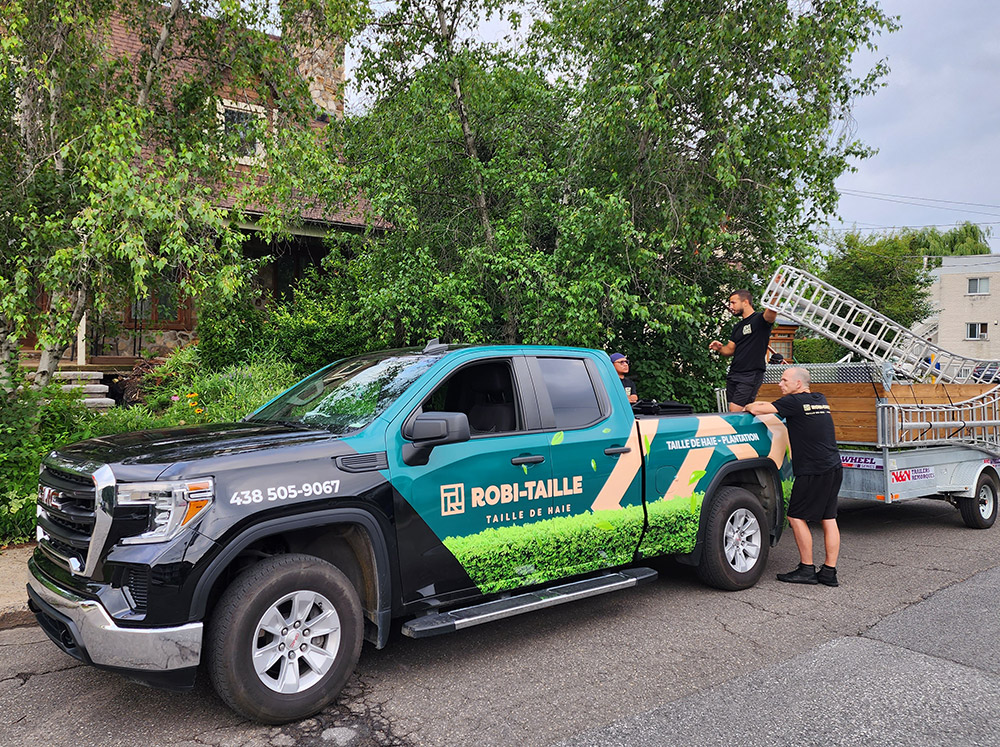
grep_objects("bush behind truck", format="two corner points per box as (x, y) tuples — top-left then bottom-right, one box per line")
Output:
(27, 342), (790, 723)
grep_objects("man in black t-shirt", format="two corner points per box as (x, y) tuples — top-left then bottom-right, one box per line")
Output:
(746, 367), (842, 587)
(708, 289), (777, 412)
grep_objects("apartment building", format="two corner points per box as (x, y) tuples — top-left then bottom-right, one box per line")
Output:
(927, 254), (1000, 360)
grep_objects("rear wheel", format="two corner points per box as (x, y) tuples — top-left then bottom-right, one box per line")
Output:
(206, 553), (363, 724)
(960, 472), (999, 529)
(697, 486), (769, 590)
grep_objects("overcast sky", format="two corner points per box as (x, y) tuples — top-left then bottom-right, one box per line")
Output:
(833, 0), (1000, 252)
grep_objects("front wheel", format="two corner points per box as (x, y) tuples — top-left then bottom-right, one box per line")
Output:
(206, 553), (363, 723)
(960, 472), (999, 529)
(697, 486), (769, 590)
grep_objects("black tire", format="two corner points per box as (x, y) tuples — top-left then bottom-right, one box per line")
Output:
(206, 553), (363, 724)
(696, 486), (769, 590)
(960, 472), (999, 529)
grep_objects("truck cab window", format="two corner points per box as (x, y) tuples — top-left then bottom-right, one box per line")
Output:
(421, 360), (520, 435)
(535, 357), (603, 429)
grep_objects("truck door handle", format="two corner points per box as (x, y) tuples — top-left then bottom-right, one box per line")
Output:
(604, 446), (631, 456)
(511, 454), (545, 466)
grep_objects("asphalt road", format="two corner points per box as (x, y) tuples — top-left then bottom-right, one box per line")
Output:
(3, 496), (1000, 746)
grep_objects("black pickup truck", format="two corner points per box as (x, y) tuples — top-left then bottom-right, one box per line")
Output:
(28, 343), (788, 722)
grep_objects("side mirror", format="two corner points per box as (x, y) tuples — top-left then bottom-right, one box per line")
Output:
(402, 412), (470, 466)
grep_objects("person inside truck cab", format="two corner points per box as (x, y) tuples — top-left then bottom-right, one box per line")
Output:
(609, 353), (638, 404)
(708, 289), (778, 412)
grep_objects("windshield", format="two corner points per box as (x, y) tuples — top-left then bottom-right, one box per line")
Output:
(248, 351), (443, 434)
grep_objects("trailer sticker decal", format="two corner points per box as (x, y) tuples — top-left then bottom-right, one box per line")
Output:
(890, 466), (935, 484)
(842, 455), (883, 471)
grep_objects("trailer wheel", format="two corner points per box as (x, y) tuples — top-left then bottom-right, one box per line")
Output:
(960, 472), (999, 529)
(206, 553), (363, 724)
(697, 486), (769, 590)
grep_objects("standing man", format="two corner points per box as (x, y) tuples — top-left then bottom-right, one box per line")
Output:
(709, 289), (777, 412)
(746, 367), (842, 587)
(610, 353), (638, 404)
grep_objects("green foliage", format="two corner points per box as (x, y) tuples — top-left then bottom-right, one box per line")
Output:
(911, 222), (992, 260)
(266, 268), (372, 375)
(0, 0), (368, 401)
(0, 345), (299, 543)
(137, 346), (300, 426)
(822, 232), (934, 328)
(196, 286), (270, 370)
(792, 336), (847, 364)
(338, 0), (895, 401)
(444, 498), (700, 594)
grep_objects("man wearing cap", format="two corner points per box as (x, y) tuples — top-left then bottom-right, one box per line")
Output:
(610, 353), (638, 404)
(709, 289), (778, 412)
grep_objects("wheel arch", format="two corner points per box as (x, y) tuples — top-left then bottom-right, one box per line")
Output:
(192, 509), (393, 649)
(676, 458), (784, 566)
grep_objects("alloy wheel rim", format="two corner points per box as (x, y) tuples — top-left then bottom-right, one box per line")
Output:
(252, 590), (342, 693)
(724, 508), (762, 573)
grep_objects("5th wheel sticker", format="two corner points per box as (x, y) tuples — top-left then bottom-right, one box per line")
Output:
(230, 480), (341, 506)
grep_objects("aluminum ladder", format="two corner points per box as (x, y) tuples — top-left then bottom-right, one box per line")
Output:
(761, 265), (992, 384)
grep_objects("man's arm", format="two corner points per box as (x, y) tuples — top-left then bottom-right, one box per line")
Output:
(744, 400), (778, 416)
(709, 339), (736, 357)
(763, 308), (778, 324)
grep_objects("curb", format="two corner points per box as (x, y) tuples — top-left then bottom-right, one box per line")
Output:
(0, 543), (36, 632)
(0, 607), (34, 630)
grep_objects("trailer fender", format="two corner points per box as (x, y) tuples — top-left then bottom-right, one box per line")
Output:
(945, 461), (1000, 498)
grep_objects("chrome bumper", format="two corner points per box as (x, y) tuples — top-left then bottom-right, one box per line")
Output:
(27, 557), (202, 671)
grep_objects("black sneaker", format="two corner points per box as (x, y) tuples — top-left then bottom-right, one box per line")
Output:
(817, 565), (839, 587)
(776, 563), (818, 584)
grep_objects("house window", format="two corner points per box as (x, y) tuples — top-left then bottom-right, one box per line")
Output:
(126, 273), (193, 330)
(966, 323), (989, 341)
(968, 277), (990, 295)
(217, 98), (267, 163)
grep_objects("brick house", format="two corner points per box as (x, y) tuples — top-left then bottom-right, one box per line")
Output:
(23, 12), (371, 371)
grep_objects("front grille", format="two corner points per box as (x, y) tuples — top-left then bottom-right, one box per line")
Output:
(37, 464), (97, 573)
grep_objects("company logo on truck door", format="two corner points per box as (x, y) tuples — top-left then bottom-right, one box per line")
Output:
(441, 476), (584, 517)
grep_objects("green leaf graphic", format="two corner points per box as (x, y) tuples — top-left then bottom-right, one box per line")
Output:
(522, 464), (528, 475)
(602, 428), (612, 434)
(596, 520), (614, 531)
(688, 469), (706, 485)
(643, 434), (651, 454)
(591, 459), (597, 471)
(551, 431), (564, 446)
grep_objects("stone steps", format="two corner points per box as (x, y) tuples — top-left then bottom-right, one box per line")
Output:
(27, 370), (115, 412)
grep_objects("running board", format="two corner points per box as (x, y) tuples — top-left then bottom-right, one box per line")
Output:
(401, 567), (657, 638)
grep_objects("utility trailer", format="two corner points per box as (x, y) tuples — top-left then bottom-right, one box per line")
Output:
(716, 265), (1000, 528)
(753, 364), (1000, 528)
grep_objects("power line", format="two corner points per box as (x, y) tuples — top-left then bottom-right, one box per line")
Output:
(839, 188), (1000, 211)
(838, 191), (1000, 219)
(825, 221), (1000, 233)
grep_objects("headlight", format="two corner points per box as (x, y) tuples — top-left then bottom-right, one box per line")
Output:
(116, 478), (214, 544)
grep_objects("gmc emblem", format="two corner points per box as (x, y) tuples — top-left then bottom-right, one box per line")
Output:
(38, 485), (64, 509)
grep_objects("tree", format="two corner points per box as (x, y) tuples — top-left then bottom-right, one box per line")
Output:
(333, 0), (895, 408)
(0, 0), (365, 390)
(821, 223), (991, 329)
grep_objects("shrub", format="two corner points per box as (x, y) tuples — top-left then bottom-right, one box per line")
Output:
(793, 336), (847, 364)
(196, 290), (269, 370)
(0, 346), (300, 545)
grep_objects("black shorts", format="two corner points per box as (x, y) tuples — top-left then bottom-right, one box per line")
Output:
(726, 371), (765, 407)
(788, 466), (843, 522)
